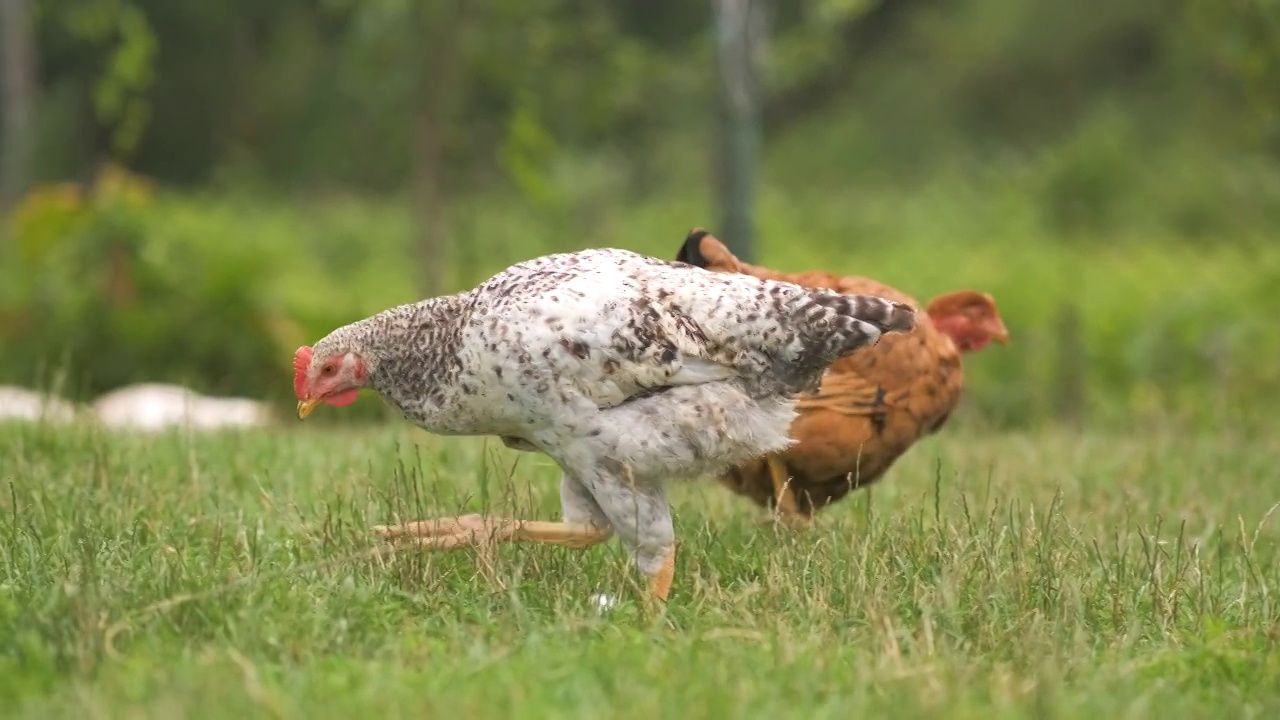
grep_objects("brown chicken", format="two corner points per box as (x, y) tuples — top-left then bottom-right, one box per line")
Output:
(675, 230), (1010, 525)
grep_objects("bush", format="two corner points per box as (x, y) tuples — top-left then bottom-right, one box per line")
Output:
(3, 157), (1279, 432)
(0, 166), (414, 421)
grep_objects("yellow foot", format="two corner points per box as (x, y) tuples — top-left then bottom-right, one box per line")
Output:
(646, 544), (677, 603)
(766, 456), (803, 515)
(373, 514), (612, 551)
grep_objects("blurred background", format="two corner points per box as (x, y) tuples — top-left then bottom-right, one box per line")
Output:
(1, 0), (1278, 431)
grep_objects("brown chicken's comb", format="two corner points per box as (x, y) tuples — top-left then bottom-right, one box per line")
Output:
(293, 346), (314, 400)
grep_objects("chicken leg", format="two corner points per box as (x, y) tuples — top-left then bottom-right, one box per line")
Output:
(766, 455), (811, 528)
(372, 467), (615, 552)
(373, 517), (676, 604)
(647, 544), (676, 602)
(372, 463), (678, 604)
(766, 455), (797, 515)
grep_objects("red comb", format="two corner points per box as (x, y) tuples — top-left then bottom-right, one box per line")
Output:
(293, 346), (314, 400)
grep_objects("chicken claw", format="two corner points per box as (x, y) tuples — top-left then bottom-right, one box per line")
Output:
(373, 514), (611, 551)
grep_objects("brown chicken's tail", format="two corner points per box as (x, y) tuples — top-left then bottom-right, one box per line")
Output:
(676, 228), (716, 267)
(676, 228), (791, 281)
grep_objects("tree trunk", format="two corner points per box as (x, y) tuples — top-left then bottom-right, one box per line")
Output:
(1, 0), (38, 209)
(411, 3), (465, 298)
(412, 103), (449, 298)
(713, 0), (763, 264)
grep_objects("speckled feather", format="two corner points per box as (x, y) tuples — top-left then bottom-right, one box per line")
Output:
(676, 230), (1007, 520)
(303, 247), (915, 577)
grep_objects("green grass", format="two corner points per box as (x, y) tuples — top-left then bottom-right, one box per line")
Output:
(2, 420), (1279, 718)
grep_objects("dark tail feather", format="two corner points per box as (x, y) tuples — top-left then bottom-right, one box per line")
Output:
(676, 228), (712, 267)
(790, 290), (916, 365)
(819, 291), (916, 335)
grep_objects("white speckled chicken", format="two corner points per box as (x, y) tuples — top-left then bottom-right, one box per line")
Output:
(293, 247), (915, 602)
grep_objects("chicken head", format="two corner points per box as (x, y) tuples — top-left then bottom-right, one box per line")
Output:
(294, 345), (366, 418)
(924, 292), (1010, 353)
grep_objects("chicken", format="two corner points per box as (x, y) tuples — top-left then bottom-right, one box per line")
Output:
(293, 247), (916, 602)
(675, 230), (1009, 525)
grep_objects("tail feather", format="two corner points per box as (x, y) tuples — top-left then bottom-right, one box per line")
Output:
(780, 289), (915, 389)
(676, 228), (712, 267)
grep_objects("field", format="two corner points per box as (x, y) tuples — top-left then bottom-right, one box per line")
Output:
(8, 1), (1280, 716)
(2, 419), (1278, 718)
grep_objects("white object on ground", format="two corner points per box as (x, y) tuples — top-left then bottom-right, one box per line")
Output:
(92, 383), (273, 432)
(589, 593), (619, 612)
(0, 386), (78, 424)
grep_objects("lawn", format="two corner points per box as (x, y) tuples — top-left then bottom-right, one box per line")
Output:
(1, 420), (1278, 718)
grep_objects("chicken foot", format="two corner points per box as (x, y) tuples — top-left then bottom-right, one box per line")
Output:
(372, 513), (675, 604)
(371, 465), (677, 605)
(372, 514), (612, 550)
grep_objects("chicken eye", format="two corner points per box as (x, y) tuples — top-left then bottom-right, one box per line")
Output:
(321, 365), (336, 376)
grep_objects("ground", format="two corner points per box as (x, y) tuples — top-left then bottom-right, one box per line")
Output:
(1, 419), (1278, 718)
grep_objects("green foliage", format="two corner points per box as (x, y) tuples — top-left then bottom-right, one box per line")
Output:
(0, 167), (286, 401)
(767, 0), (877, 91)
(0, 423), (1277, 715)
(4, 144), (1279, 427)
(8, 0), (1280, 427)
(36, 0), (157, 158)
(20, 0), (1280, 195)
(1185, 0), (1280, 149)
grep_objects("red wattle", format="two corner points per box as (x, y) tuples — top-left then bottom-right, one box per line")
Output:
(324, 389), (359, 407)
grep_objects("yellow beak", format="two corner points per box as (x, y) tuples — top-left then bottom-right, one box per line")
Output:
(297, 397), (320, 419)
(990, 321), (1011, 346)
